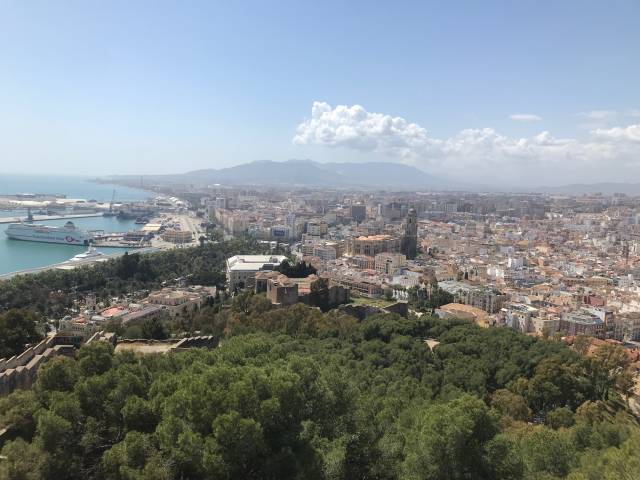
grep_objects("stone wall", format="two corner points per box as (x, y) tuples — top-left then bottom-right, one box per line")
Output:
(338, 301), (409, 321)
(0, 336), (75, 396)
(0, 333), (218, 396)
(114, 335), (218, 354)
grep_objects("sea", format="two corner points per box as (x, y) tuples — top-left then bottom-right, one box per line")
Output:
(0, 174), (153, 276)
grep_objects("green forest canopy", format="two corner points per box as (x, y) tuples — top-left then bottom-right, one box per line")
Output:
(0, 296), (638, 480)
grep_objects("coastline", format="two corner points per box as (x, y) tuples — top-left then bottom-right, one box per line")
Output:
(0, 246), (159, 281)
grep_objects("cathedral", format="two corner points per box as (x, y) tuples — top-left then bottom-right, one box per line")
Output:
(401, 208), (418, 259)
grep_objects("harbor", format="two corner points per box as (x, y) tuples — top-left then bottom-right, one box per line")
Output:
(0, 212), (205, 277)
(0, 178), (205, 277)
(0, 212), (104, 224)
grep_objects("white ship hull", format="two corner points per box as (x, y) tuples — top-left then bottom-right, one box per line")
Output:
(70, 247), (104, 261)
(5, 222), (93, 246)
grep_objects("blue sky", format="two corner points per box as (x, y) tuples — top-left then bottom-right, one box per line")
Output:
(1, 0), (639, 185)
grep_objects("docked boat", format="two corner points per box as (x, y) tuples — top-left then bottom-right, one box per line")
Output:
(70, 246), (105, 262)
(5, 221), (94, 246)
(134, 216), (149, 224)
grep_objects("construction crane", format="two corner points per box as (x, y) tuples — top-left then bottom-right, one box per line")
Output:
(104, 190), (117, 217)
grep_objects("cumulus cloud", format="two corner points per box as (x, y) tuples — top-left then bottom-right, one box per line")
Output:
(594, 124), (640, 143)
(293, 101), (435, 158)
(509, 113), (542, 122)
(294, 101), (640, 182)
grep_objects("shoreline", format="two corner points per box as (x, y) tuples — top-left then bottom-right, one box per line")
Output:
(0, 246), (159, 281)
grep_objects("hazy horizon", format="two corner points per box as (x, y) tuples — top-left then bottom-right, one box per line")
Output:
(1, 1), (638, 187)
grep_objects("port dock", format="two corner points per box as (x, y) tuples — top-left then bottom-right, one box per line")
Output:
(0, 213), (104, 224)
(92, 238), (148, 249)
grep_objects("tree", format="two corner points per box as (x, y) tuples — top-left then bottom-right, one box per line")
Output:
(116, 252), (140, 279)
(547, 407), (575, 429)
(0, 438), (48, 480)
(35, 356), (80, 394)
(408, 286), (453, 312)
(77, 341), (114, 376)
(203, 411), (267, 479)
(0, 300), (638, 480)
(0, 309), (42, 359)
(519, 427), (575, 478)
(523, 355), (588, 413)
(402, 395), (499, 480)
(207, 227), (223, 242)
(588, 344), (630, 401)
(101, 431), (157, 478)
(573, 335), (592, 356)
(490, 389), (531, 422)
(36, 410), (73, 453)
(122, 396), (157, 433)
(616, 368), (636, 406)
(141, 317), (168, 340)
(0, 390), (39, 440)
(278, 260), (317, 278)
(568, 431), (640, 480)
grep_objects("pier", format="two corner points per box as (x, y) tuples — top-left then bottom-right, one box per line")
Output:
(0, 212), (104, 224)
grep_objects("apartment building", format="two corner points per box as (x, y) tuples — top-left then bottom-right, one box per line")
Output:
(374, 252), (407, 276)
(560, 310), (606, 338)
(439, 280), (507, 313)
(226, 255), (288, 291)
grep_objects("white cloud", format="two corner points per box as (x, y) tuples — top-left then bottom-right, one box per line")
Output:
(509, 113), (542, 122)
(293, 101), (435, 158)
(594, 124), (640, 143)
(294, 101), (640, 183)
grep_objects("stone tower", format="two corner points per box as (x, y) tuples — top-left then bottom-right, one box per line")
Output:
(401, 208), (418, 259)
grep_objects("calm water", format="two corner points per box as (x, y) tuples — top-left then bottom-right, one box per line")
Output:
(0, 175), (152, 275)
(0, 174), (149, 202)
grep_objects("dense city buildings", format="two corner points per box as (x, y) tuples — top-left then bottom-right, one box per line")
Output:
(195, 186), (640, 345)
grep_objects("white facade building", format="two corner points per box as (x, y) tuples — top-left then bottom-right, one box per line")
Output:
(226, 255), (288, 291)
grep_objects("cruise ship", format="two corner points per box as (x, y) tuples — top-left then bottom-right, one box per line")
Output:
(5, 221), (94, 246)
(70, 246), (104, 261)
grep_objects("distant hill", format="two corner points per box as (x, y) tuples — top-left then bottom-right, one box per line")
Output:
(105, 160), (443, 190)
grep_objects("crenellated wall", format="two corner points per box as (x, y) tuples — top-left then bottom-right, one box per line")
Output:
(0, 336), (75, 396)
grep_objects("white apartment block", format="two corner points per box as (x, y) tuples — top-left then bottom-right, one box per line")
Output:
(226, 255), (288, 291)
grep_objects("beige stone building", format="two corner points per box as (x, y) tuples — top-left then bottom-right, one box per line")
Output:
(347, 234), (400, 256)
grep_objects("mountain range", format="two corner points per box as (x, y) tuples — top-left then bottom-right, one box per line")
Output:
(103, 160), (640, 195)
(105, 160), (442, 190)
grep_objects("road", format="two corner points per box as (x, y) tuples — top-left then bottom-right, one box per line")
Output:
(179, 214), (205, 238)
